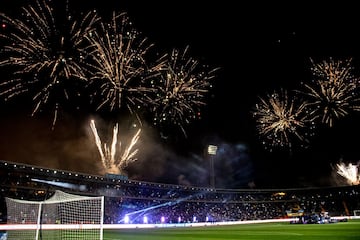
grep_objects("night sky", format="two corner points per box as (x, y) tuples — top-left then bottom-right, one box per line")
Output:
(1, 0), (360, 189)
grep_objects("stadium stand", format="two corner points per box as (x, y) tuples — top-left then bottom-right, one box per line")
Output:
(0, 160), (359, 225)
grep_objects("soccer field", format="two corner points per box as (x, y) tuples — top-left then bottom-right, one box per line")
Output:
(103, 219), (360, 240)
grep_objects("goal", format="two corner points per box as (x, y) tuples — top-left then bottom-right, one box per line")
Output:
(4, 190), (104, 240)
(354, 210), (360, 217)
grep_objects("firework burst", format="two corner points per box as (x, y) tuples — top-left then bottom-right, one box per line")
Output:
(85, 11), (165, 121)
(90, 119), (141, 175)
(0, 0), (100, 128)
(335, 161), (360, 185)
(299, 58), (360, 127)
(150, 46), (218, 137)
(252, 88), (313, 150)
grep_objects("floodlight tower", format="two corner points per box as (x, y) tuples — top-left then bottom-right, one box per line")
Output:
(207, 144), (218, 188)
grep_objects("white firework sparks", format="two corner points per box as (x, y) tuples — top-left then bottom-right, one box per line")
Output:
(90, 119), (141, 175)
(336, 162), (360, 185)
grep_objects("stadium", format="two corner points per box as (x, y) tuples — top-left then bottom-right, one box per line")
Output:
(0, 160), (359, 239)
(2, 1), (360, 239)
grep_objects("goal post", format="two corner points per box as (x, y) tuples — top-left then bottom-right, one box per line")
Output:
(5, 190), (104, 240)
(354, 210), (360, 217)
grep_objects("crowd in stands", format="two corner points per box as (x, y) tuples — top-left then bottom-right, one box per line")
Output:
(0, 160), (359, 224)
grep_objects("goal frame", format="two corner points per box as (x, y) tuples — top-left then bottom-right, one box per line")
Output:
(5, 190), (104, 240)
(354, 210), (360, 216)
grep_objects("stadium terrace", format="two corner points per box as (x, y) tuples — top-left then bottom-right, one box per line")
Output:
(0, 160), (359, 239)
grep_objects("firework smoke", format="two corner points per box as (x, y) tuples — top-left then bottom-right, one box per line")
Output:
(90, 119), (141, 175)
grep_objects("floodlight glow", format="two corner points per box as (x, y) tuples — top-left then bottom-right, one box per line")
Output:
(124, 215), (130, 224)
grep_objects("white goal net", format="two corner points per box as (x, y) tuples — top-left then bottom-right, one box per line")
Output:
(354, 210), (360, 216)
(4, 190), (104, 240)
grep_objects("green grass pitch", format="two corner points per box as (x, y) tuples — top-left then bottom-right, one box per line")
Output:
(103, 219), (360, 240)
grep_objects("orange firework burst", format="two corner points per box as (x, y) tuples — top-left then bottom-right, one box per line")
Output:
(85, 11), (165, 119)
(252, 88), (314, 151)
(150, 46), (219, 137)
(0, 0), (100, 128)
(299, 58), (360, 127)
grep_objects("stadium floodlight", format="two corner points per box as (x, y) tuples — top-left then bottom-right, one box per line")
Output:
(207, 144), (218, 188)
(5, 190), (104, 240)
